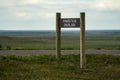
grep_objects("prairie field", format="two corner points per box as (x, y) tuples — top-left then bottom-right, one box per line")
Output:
(0, 30), (120, 80)
(0, 30), (120, 50)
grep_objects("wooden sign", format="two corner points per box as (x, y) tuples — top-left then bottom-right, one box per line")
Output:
(56, 12), (86, 69)
(60, 18), (80, 28)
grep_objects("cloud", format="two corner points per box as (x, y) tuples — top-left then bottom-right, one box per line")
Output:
(45, 13), (55, 18)
(0, 0), (15, 8)
(92, 0), (120, 10)
(15, 12), (32, 20)
(22, 0), (43, 4)
(0, 0), (120, 30)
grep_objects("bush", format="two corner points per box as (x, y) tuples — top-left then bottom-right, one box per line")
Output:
(0, 44), (2, 48)
(0, 44), (2, 50)
(6, 46), (11, 50)
(97, 48), (101, 50)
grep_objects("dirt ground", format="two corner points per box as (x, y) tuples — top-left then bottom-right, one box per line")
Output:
(0, 50), (120, 56)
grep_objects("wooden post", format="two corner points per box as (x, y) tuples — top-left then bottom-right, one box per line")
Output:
(56, 13), (61, 60)
(80, 12), (86, 68)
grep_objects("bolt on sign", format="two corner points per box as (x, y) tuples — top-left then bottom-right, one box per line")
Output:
(60, 18), (80, 28)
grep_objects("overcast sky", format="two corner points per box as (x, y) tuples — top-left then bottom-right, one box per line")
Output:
(0, 0), (120, 30)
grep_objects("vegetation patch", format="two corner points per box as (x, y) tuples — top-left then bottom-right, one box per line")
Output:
(0, 54), (120, 80)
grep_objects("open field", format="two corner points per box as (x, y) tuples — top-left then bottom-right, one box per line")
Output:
(0, 30), (120, 80)
(0, 30), (120, 50)
(0, 54), (120, 80)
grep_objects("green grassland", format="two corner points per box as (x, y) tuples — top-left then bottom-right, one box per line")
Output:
(0, 30), (120, 50)
(0, 54), (120, 80)
(0, 30), (120, 80)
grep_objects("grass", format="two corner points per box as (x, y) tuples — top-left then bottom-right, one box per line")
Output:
(0, 30), (120, 50)
(0, 54), (120, 80)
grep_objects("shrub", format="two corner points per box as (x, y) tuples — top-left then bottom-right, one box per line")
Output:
(0, 44), (2, 50)
(97, 48), (101, 50)
(0, 44), (2, 48)
(6, 46), (11, 50)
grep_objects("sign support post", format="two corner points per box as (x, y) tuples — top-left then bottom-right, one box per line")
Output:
(56, 13), (61, 60)
(80, 12), (86, 68)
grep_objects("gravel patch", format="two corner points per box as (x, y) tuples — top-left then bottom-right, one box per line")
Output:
(0, 50), (120, 56)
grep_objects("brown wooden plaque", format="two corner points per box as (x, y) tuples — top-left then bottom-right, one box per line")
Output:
(60, 18), (80, 28)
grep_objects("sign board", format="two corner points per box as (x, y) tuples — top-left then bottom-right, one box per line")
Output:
(60, 18), (80, 28)
(56, 13), (86, 68)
